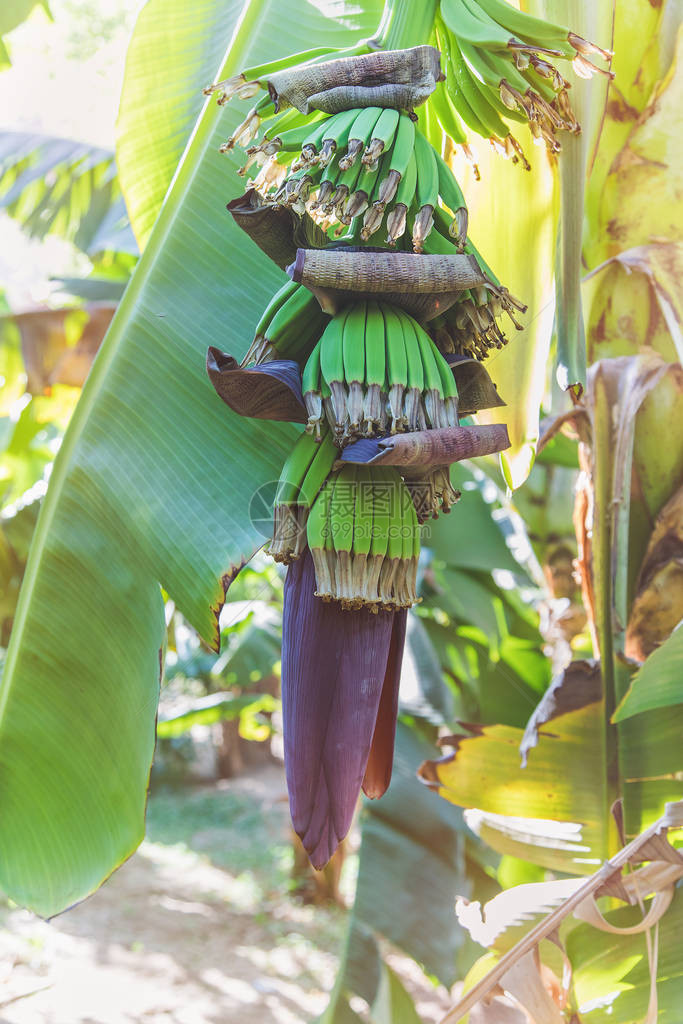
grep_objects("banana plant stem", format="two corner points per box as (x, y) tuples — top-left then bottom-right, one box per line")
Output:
(371, 0), (439, 51)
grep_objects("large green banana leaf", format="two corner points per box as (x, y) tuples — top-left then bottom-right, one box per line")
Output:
(116, 0), (245, 249)
(0, 0), (382, 917)
(458, 128), (558, 489)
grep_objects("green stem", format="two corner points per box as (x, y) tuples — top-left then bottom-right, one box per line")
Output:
(371, 0), (439, 50)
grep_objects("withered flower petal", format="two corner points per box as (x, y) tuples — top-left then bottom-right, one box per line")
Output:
(282, 548), (403, 868)
(206, 348), (307, 423)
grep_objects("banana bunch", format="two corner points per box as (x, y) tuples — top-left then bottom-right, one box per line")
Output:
(226, 104), (469, 254)
(307, 465), (420, 610)
(241, 280), (330, 366)
(432, 0), (612, 155)
(268, 425), (338, 564)
(303, 300), (460, 444)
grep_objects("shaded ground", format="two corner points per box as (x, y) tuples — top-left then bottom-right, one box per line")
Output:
(0, 765), (451, 1023)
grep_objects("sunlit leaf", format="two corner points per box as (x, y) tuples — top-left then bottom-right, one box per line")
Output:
(585, 244), (683, 366)
(419, 662), (609, 873)
(156, 690), (278, 738)
(569, 889), (683, 1023)
(454, 128), (559, 488)
(596, 28), (683, 262)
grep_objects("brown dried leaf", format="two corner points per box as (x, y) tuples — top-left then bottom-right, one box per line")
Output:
(12, 305), (115, 393)
(626, 484), (683, 661)
(520, 660), (601, 767)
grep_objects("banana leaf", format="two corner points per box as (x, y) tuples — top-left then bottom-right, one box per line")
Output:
(0, 0), (50, 42)
(614, 625), (683, 722)
(456, 126), (559, 488)
(0, 0), (382, 917)
(0, 132), (135, 256)
(419, 665), (610, 875)
(156, 691), (278, 738)
(568, 889), (683, 1023)
(116, 0), (245, 249)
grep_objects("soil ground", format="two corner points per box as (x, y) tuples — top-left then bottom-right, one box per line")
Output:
(0, 765), (452, 1024)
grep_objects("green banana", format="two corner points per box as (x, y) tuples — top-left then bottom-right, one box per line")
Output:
(401, 311), (424, 429)
(302, 340), (323, 438)
(360, 150), (393, 240)
(440, 0), (520, 50)
(338, 107), (383, 170)
(265, 285), (327, 362)
(298, 428), (337, 509)
(320, 310), (348, 435)
(386, 151), (417, 246)
(472, 0), (576, 57)
(383, 304), (408, 432)
(330, 465), (356, 602)
(378, 469), (405, 605)
(431, 335), (460, 427)
(362, 471), (386, 604)
(276, 163), (321, 206)
(307, 472), (335, 597)
(363, 107), (400, 166)
(342, 159), (380, 224)
(243, 278), (300, 363)
(329, 156), (365, 218)
(311, 152), (340, 210)
(351, 465), (373, 599)
(239, 46), (339, 83)
(363, 302), (387, 433)
(273, 115), (329, 153)
(427, 80), (468, 149)
(413, 130), (439, 252)
(342, 303), (367, 431)
(318, 108), (360, 166)
(439, 23), (493, 139)
(432, 147), (469, 249)
(414, 321), (445, 427)
(406, 495), (421, 605)
(397, 486), (420, 606)
(270, 429), (320, 562)
(449, 35), (513, 141)
(292, 117), (334, 169)
(377, 113), (416, 207)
